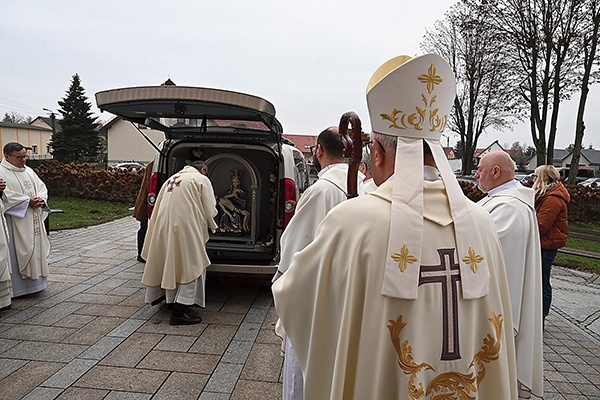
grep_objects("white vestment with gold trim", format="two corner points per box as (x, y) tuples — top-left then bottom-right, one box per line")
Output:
(478, 186), (544, 399)
(273, 179), (518, 400)
(0, 159), (50, 297)
(141, 166), (217, 306)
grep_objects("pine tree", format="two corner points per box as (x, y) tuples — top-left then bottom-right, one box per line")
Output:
(50, 74), (100, 162)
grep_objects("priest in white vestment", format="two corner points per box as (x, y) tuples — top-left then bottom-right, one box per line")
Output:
(273, 54), (518, 399)
(141, 161), (218, 326)
(476, 151), (544, 400)
(273, 126), (352, 400)
(0, 142), (50, 298)
(0, 177), (12, 310)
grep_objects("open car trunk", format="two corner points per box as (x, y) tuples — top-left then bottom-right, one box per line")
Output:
(96, 85), (288, 272)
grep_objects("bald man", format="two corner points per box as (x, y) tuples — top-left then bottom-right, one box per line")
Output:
(476, 151), (544, 399)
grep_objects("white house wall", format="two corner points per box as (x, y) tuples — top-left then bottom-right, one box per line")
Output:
(106, 120), (164, 164)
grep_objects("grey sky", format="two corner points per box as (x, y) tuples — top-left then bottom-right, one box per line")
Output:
(1, 0), (598, 150)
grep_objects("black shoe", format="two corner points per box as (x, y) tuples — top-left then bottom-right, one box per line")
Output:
(169, 303), (202, 325)
(150, 295), (166, 306)
(137, 255), (146, 263)
(0, 304), (10, 312)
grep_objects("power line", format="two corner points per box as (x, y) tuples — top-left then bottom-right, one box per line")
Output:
(0, 96), (46, 117)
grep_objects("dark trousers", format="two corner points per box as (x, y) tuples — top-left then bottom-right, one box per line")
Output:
(137, 220), (148, 257)
(542, 249), (558, 316)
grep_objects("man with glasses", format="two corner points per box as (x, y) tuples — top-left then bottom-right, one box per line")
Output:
(0, 142), (50, 297)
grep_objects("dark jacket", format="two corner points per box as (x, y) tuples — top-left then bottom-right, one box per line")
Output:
(535, 182), (570, 250)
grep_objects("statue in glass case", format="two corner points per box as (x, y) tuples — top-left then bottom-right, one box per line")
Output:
(217, 169), (251, 233)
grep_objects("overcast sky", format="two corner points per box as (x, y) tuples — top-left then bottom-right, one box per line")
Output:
(1, 0), (598, 150)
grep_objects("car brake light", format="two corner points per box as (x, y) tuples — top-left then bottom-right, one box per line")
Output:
(147, 172), (159, 219)
(283, 178), (297, 229)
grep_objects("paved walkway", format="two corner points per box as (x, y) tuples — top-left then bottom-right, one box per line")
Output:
(0, 217), (598, 399)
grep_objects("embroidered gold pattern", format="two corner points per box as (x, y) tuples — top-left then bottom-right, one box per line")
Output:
(462, 246), (484, 272)
(380, 63), (448, 133)
(391, 244), (417, 272)
(387, 311), (503, 399)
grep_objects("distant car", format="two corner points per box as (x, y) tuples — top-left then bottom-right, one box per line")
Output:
(580, 177), (600, 187)
(114, 162), (145, 171)
(519, 173), (535, 184)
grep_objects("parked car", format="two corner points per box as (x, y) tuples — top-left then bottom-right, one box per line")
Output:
(96, 85), (309, 274)
(113, 162), (146, 171)
(580, 177), (600, 188)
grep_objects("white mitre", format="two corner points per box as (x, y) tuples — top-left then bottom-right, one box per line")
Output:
(367, 54), (490, 300)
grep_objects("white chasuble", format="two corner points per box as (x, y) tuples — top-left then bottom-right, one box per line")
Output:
(141, 166), (218, 292)
(273, 180), (518, 400)
(0, 159), (50, 297)
(276, 163), (349, 278)
(0, 201), (12, 308)
(478, 186), (544, 399)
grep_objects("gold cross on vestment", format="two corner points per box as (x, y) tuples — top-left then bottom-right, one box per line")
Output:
(391, 244), (417, 272)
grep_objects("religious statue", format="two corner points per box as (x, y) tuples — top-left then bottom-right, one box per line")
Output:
(217, 169), (251, 233)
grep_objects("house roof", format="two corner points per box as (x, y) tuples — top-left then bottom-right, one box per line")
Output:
(283, 134), (317, 152)
(581, 149), (600, 164)
(0, 121), (51, 131)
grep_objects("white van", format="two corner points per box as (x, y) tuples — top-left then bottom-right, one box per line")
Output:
(96, 84), (309, 274)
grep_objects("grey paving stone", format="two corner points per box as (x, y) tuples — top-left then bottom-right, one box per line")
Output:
(53, 314), (96, 329)
(22, 387), (63, 400)
(242, 307), (268, 324)
(63, 316), (125, 346)
(189, 324), (236, 355)
(155, 335), (197, 352)
(103, 391), (152, 400)
(56, 386), (109, 399)
(107, 318), (146, 337)
(74, 303), (139, 318)
(198, 393), (231, 400)
(73, 365), (168, 393)
(137, 350), (220, 374)
(231, 380), (282, 400)
(25, 302), (86, 326)
(221, 340), (254, 364)
(2, 341), (86, 363)
(239, 343), (282, 382)
(69, 293), (127, 305)
(42, 358), (97, 388)
(0, 358), (27, 380)
(2, 307), (46, 324)
(0, 360), (63, 400)
(137, 318), (208, 336)
(233, 322), (261, 342)
(204, 362), (243, 394)
(78, 336), (126, 360)
(153, 371), (209, 400)
(99, 333), (163, 368)
(0, 338), (21, 354)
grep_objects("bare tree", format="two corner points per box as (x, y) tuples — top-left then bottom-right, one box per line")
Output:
(487, 0), (586, 165)
(2, 111), (31, 124)
(568, 0), (600, 183)
(422, 0), (518, 175)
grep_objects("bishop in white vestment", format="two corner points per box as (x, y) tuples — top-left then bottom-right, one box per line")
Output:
(476, 151), (544, 399)
(273, 54), (518, 399)
(0, 144), (50, 297)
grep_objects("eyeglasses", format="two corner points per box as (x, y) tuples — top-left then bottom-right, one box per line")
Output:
(8, 154), (27, 160)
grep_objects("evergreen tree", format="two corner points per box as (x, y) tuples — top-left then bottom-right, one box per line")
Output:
(50, 74), (100, 162)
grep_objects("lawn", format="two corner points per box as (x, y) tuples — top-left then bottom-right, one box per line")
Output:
(48, 196), (133, 230)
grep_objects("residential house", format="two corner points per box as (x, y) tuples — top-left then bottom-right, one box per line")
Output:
(527, 148), (600, 176)
(0, 122), (52, 159)
(100, 117), (164, 164)
(283, 134), (317, 163)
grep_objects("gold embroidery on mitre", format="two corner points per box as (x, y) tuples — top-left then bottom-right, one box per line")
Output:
(380, 63), (449, 133)
(391, 244), (418, 272)
(387, 311), (504, 399)
(462, 246), (484, 272)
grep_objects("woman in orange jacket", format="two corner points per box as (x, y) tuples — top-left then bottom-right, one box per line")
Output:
(532, 165), (570, 321)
